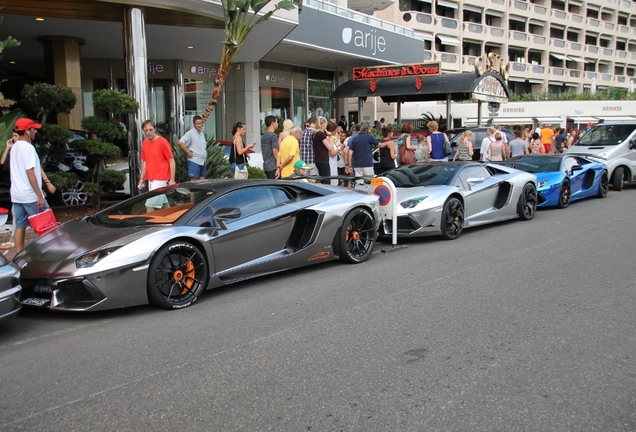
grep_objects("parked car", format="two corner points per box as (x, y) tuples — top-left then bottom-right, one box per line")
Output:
(570, 122), (636, 190)
(0, 208), (21, 322)
(15, 179), (380, 312)
(370, 161), (537, 240)
(495, 155), (609, 208)
(447, 127), (515, 161)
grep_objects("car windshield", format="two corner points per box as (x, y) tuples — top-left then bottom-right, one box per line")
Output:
(385, 164), (459, 187)
(90, 185), (215, 227)
(574, 124), (636, 146)
(508, 156), (561, 173)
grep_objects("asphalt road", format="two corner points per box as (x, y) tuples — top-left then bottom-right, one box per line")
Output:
(1, 187), (635, 431)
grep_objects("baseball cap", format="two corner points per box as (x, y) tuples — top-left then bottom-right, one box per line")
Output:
(14, 118), (42, 131)
(294, 160), (309, 169)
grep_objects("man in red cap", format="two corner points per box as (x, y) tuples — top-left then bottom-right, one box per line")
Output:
(10, 118), (49, 253)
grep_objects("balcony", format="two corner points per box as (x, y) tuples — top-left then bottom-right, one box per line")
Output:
(617, 75), (627, 83)
(569, 70), (581, 78)
(534, 5), (547, 15)
(441, 53), (459, 70)
(570, 14), (584, 24)
(602, 48), (614, 58)
(551, 9), (567, 23)
(622, 0), (631, 7)
(632, 53), (636, 61)
(619, 25), (629, 34)
(550, 38), (567, 51)
(587, 18), (601, 27)
(509, 62), (530, 80)
(586, 45), (599, 54)
(489, 27), (506, 42)
(512, 1), (528, 11)
(550, 67), (565, 77)
(462, 55), (476, 72)
(533, 35), (547, 45)
(601, 73), (612, 82)
(510, 31), (528, 42)
(617, 50), (628, 59)
(441, 18), (458, 30)
(604, 22), (615, 31)
(569, 42), (582, 51)
(464, 23), (484, 35)
(529, 64), (546, 80)
(423, 51), (435, 61)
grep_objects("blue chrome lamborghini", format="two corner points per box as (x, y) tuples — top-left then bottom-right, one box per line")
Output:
(497, 155), (609, 208)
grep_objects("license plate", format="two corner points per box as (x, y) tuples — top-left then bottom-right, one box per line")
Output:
(21, 297), (50, 307)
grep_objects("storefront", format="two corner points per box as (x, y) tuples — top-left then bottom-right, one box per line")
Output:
(258, 62), (335, 132)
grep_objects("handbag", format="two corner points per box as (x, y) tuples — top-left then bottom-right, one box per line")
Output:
(28, 208), (58, 236)
(443, 138), (452, 156)
(399, 137), (416, 165)
(234, 165), (248, 179)
(232, 138), (249, 179)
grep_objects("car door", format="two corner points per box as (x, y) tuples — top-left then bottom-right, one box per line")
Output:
(458, 165), (501, 222)
(195, 186), (298, 275)
(562, 156), (585, 197)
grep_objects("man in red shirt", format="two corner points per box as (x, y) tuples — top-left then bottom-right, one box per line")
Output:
(540, 124), (555, 154)
(138, 120), (176, 211)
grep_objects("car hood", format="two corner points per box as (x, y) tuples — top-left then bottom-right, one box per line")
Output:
(535, 171), (563, 183)
(15, 219), (165, 265)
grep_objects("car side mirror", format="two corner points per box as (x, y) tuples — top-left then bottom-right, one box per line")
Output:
(213, 207), (242, 230)
(571, 164), (583, 172)
(629, 139), (636, 150)
(466, 177), (485, 189)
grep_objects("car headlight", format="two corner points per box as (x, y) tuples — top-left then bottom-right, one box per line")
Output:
(75, 246), (123, 268)
(597, 152), (609, 159)
(400, 196), (428, 209)
(537, 180), (549, 188)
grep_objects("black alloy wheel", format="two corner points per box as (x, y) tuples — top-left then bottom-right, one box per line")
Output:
(557, 180), (571, 209)
(612, 167), (624, 191)
(517, 182), (537, 221)
(597, 171), (609, 198)
(339, 208), (376, 264)
(147, 241), (209, 309)
(440, 197), (464, 240)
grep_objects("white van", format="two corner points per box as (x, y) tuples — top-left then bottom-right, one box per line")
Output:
(571, 123), (636, 190)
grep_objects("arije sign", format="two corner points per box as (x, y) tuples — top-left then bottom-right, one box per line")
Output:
(352, 62), (442, 81)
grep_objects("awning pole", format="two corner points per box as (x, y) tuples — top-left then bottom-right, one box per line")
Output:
(446, 94), (451, 130)
(397, 97), (402, 125)
(358, 97), (364, 124)
(477, 100), (482, 126)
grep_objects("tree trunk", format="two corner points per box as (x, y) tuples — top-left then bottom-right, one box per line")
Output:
(201, 46), (237, 123)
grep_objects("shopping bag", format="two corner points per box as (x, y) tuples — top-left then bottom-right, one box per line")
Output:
(28, 209), (59, 236)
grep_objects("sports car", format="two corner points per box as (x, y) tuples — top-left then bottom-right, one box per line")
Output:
(14, 179), (380, 312)
(370, 161), (537, 239)
(0, 253), (21, 322)
(498, 155), (609, 208)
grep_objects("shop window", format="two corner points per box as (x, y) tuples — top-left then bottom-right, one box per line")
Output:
(184, 78), (222, 142)
(259, 86), (291, 132)
(307, 80), (332, 120)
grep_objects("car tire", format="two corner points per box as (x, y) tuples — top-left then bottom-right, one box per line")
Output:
(612, 167), (624, 191)
(517, 182), (537, 221)
(597, 171), (609, 198)
(61, 180), (88, 206)
(339, 207), (376, 264)
(147, 240), (208, 310)
(557, 180), (570, 209)
(440, 197), (464, 240)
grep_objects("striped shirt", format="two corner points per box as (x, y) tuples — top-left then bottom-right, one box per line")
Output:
(300, 127), (315, 164)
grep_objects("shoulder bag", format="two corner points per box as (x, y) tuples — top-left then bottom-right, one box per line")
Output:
(443, 135), (452, 156)
(233, 138), (249, 179)
(399, 134), (416, 165)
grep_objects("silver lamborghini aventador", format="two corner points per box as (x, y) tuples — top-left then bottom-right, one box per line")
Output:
(375, 161), (537, 239)
(15, 180), (380, 312)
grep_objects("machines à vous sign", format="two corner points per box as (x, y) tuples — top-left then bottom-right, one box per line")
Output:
(352, 62), (441, 81)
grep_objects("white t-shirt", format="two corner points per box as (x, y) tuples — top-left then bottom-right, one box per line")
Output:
(497, 129), (508, 143)
(481, 136), (495, 162)
(10, 140), (42, 204)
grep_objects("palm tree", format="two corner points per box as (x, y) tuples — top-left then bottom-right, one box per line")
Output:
(201, 0), (299, 123)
